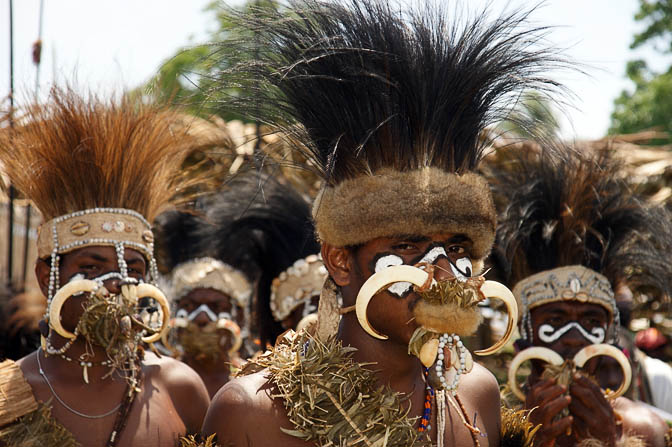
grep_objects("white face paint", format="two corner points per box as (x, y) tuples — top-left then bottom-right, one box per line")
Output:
(176, 304), (232, 322)
(538, 322), (606, 345)
(452, 257), (472, 282)
(374, 254), (410, 297)
(373, 247), (473, 297)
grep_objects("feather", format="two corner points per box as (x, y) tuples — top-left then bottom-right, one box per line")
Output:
(213, 0), (567, 184)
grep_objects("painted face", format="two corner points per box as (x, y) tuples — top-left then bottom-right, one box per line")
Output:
(343, 233), (473, 344)
(371, 242), (473, 298)
(530, 301), (610, 359)
(174, 288), (245, 361)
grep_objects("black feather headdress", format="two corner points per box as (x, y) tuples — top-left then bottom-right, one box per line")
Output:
(215, 0), (565, 261)
(489, 144), (672, 337)
(206, 174), (320, 346)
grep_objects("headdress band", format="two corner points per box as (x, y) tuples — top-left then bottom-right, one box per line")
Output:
(512, 265), (616, 320)
(171, 257), (252, 308)
(37, 208), (154, 260)
(270, 254), (328, 321)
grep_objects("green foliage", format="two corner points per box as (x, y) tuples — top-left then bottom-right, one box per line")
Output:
(139, 0), (281, 121)
(609, 0), (672, 143)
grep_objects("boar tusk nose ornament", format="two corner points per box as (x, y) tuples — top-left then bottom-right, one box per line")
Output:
(217, 319), (243, 355)
(49, 279), (100, 339)
(508, 344), (631, 401)
(473, 281), (517, 356)
(48, 279), (171, 343)
(355, 265), (518, 357)
(136, 284), (171, 343)
(573, 344), (631, 399)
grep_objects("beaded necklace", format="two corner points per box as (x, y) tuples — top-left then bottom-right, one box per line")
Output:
(418, 367), (434, 434)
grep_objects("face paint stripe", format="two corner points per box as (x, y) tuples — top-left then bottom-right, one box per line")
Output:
(538, 322), (606, 344)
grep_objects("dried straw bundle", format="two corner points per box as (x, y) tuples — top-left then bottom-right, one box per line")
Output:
(247, 332), (428, 447)
(0, 401), (79, 447)
(0, 360), (38, 427)
(499, 408), (538, 447)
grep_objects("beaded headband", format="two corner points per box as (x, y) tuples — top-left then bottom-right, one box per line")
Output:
(37, 208), (154, 261)
(270, 254), (328, 321)
(171, 257), (252, 308)
(513, 265), (617, 341)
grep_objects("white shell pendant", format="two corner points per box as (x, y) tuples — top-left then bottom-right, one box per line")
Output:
(419, 338), (440, 367)
(463, 349), (474, 373)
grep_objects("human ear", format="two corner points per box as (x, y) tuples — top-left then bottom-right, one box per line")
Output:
(35, 258), (51, 297)
(321, 243), (352, 287)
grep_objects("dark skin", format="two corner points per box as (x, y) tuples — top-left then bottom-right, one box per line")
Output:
(523, 301), (668, 447)
(16, 246), (210, 447)
(175, 288), (245, 398)
(203, 233), (502, 447)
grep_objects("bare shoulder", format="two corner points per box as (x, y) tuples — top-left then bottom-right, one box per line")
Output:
(461, 362), (500, 400)
(459, 362), (501, 446)
(142, 352), (210, 433)
(203, 370), (304, 447)
(613, 397), (668, 447)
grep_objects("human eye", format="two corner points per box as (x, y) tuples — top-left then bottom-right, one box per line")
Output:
(391, 242), (417, 252)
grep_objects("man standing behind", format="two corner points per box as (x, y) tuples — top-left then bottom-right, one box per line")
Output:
(0, 89), (209, 446)
(493, 146), (671, 446)
(202, 1), (563, 445)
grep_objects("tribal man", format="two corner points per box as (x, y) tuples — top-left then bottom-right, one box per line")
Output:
(204, 173), (320, 348)
(0, 89), (209, 446)
(493, 146), (672, 447)
(201, 1), (564, 446)
(156, 210), (254, 397)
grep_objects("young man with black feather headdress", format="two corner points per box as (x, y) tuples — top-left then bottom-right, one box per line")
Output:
(200, 1), (564, 446)
(492, 146), (672, 447)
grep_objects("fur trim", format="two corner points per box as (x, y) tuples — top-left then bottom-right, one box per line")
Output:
(314, 168), (496, 259)
(414, 301), (483, 336)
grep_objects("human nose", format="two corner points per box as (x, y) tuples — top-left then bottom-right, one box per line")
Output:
(103, 277), (121, 295)
(433, 257), (456, 282)
(193, 310), (211, 328)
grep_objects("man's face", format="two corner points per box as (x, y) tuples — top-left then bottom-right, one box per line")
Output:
(40, 245), (147, 331)
(529, 301), (610, 359)
(340, 232), (473, 344)
(176, 288), (242, 328)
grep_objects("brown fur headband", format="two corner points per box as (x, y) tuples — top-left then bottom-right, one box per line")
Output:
(312, 167), (496, 260)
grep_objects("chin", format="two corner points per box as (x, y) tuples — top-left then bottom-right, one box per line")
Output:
(413, 301), (482, 336)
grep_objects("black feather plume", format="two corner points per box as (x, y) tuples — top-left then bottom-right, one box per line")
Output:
(205, 173), (320, 346)
(213, 0), (567, 184)
(489, 144), (672, 299)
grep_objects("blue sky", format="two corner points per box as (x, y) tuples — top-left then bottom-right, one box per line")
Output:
(0, 0), (666, 139)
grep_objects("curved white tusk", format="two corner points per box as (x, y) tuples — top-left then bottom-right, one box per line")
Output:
(475, 280), (518, 356)
(573, 344), (632, 399)
(49, 279), (99, 339)
(218, 319), (242, 355)
(355, 265), (432, 340)
(508, 347), (564, 401)
(136, 284), (171, 344)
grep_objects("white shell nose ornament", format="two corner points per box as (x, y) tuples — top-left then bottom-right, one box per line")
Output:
(355, 265), (518, 359)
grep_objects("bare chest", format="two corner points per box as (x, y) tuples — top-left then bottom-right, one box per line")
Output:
(28, 376), (186, 447)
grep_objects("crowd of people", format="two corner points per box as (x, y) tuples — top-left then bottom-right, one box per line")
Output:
(0, 1), (671, 446)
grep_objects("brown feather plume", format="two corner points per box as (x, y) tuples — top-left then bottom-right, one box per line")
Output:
(0, 88), (196, 223)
